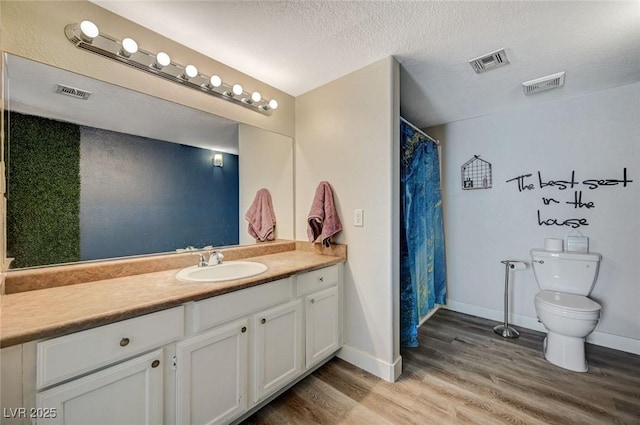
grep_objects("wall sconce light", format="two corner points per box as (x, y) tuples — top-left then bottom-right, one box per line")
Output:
(264, 99), (279, 111)
(181, 64), (199, 81)
(208, 75), (222, 89)
(213, 154), (224, 167)
(79, 20), (99, 43)
(119, 37), (139, 58)
(153, 52), (171, 70)
(243, 91), (262, 104)
(225, 83), (243, 97)
(65, 20), (279, 116)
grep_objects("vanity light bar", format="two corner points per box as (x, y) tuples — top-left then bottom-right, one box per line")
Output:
(65, 21), (278, 116)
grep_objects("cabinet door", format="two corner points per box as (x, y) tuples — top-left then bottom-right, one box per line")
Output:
(305, 285), (341, 368)
(253, 300), (303, 403)
(36, 350), (163, 425)
(175, 318), (249, 425)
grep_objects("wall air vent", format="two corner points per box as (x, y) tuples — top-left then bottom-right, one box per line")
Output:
(469, 48), (509, 74)
(55, 84), (92, 100)
(522, 72), (565, 95)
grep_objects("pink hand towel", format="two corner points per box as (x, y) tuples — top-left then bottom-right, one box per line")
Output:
(307, 181), (343, 247)
(245, 188), (276, 242)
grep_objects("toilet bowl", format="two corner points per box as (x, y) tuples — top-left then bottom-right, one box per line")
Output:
(534, 291), (601, 372)
(530, 249), (602, 372)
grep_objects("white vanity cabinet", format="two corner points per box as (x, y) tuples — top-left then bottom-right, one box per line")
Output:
(175, 263), (342, 425)
(175, 318), (249, 425)
(36, 350), (164, 425)
(296, 265), (342, 369)
(175, 296), (305, 425)
(252, 299), (303, 403)
(34, 306), (184, 425)
(12, 262), (342, 425)
(304, 286), (341, 369)
(175, 278), (294, 425)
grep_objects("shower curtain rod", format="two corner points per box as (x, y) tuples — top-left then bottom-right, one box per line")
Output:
(400, 116), (440, 146)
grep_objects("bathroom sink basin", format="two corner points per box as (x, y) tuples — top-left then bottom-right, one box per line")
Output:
(176, 261), (268, 283)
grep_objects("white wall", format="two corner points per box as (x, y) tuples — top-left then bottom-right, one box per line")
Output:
(295, 57), (402, 381)
(238, 124), (294, 245)
(430, 82), (640, 354)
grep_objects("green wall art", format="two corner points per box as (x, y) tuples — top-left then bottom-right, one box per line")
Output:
(6, 112), (81, 268)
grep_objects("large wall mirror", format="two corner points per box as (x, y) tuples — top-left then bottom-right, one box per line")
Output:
(4, 54), (294, 269)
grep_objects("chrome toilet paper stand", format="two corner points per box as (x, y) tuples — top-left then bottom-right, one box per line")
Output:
(494, 260), (523, 338)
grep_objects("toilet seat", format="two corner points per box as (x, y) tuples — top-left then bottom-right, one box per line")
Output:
(535, 291), (601, 319)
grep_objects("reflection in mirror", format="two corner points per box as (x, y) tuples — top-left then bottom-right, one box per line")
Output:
(4, 54), (243, 269)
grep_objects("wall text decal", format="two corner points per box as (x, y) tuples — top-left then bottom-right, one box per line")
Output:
(506, 168), (632, 228)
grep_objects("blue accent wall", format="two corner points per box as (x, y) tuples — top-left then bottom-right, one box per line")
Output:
(80, 126), (239, 261)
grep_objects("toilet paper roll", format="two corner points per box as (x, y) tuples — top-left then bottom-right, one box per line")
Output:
(544, 238), (564, 252)
(509, 261), (526, 271)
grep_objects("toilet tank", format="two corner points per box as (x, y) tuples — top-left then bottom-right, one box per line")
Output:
(530, 249), (601, 295)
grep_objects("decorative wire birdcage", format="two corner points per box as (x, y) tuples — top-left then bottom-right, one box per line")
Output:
(461, 155), (492, 190)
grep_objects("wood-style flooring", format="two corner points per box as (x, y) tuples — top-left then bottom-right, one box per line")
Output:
(242, 309), (640, 425)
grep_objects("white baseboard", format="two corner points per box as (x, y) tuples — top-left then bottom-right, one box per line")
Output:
(445, 300), (546, 332)
(337, 345), (402, 383)
(586, 330), (640, 355)
(444, 299), (640, 356)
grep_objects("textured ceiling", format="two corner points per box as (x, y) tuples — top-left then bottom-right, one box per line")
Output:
(92, 1), (640, 128)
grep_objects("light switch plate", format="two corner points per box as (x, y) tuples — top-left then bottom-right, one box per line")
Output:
(353, 209), (364, 227)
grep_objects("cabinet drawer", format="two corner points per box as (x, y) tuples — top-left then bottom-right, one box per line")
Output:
(295, 265), (339, 297)
(193, 277), (292, 333)
(37, 306), (184, 389)
(37, 349), (164, 425)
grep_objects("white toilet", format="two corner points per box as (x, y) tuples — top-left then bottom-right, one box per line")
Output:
(530, 249), (602, 372)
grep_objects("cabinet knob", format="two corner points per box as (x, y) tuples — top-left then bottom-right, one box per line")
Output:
(261, 318), (266, 324)
(151, 360), (160, 368)
(119, 337), (130, 347)
(310, 299), (315, 304)
(319, 277), (324, 282)
(241, 326), (247, 333)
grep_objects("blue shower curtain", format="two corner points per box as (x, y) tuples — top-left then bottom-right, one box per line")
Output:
(400, 120), (447, 347)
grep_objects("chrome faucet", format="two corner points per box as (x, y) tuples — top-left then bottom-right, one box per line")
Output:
(196, 253), (208, 267)
(209, 251), (224, 266)
(194, 250), (224, 267)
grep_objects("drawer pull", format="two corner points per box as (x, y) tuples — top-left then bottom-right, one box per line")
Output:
(261, 318), (266, 324)
(151, 360), (160, 368)
(319, 277), (324, 282)
(241, 326), (247, 333)
(119, 337), (130, 347)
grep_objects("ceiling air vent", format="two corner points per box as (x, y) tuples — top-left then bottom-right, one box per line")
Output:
(522, 72), (565, 95)
(469, 48), (509, 74)
(56, 84), (92, 100)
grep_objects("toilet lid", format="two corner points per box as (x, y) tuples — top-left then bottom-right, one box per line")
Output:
(536, 291), (601, 313)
